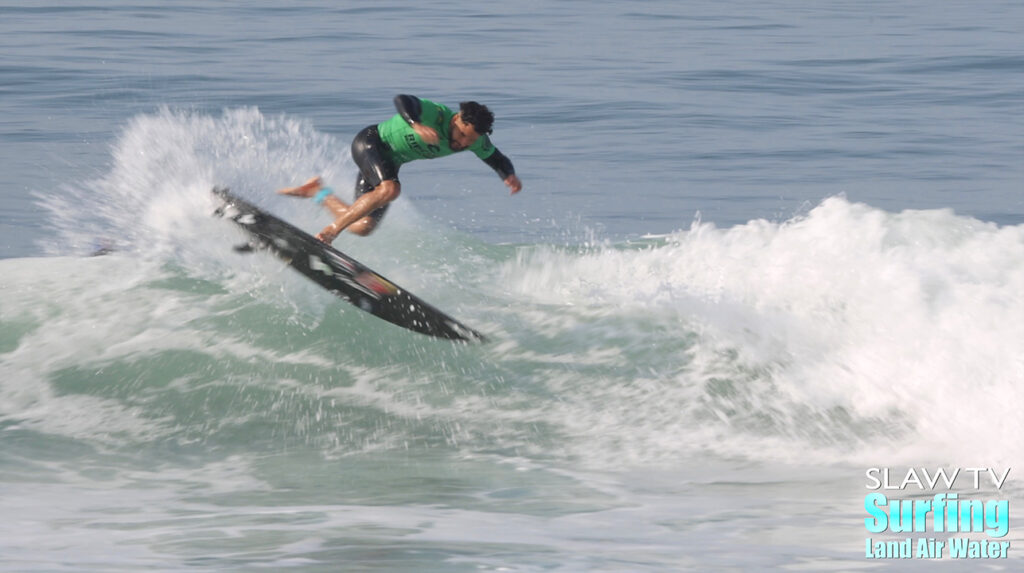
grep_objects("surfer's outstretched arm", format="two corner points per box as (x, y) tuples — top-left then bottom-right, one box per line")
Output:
(480, 149), (521, 194)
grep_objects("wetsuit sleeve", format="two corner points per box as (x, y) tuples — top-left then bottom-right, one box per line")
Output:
(393, 94), (423, 125)
(482, 148), (515, 180)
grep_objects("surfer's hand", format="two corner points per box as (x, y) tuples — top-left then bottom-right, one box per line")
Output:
(411, 122), (439, 145)
(505, 174), (522, 194)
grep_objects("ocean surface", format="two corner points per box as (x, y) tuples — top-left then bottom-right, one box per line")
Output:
(2, 1), (1023, 571)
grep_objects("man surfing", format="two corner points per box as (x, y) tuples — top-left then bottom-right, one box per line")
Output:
(278, 95), (522, 243)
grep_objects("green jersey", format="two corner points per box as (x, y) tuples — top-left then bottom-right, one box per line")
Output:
(376, 99), (497, 166)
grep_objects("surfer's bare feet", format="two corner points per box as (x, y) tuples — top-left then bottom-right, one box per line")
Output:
(277, 176), (322, 198)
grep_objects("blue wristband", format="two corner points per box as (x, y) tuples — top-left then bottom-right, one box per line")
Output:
(312, 187), (333, 205)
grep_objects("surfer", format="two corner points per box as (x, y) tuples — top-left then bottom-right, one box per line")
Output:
(278, 95), (522, 243)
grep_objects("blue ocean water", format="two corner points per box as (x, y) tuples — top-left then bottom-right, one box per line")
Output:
(2, 2), (1023, 571)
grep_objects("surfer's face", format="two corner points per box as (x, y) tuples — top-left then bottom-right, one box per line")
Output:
(450, 114), (479, 151)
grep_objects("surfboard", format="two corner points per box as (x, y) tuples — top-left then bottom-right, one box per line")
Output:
(212, 187), (486, 342)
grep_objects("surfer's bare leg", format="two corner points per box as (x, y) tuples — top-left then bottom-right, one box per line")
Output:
(277, 176), (323, 197)
(277, 176), (390, 241)
(317, 181), (399, 242)
(278, 177), (343, 215)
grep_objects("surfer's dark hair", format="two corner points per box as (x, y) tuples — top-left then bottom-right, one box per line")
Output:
(459, 101), (494, 135)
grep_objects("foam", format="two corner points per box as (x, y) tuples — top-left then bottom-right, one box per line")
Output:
(500, 197), (1024, 466)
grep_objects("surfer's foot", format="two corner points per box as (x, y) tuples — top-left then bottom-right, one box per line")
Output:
(277, 176), (322, 198)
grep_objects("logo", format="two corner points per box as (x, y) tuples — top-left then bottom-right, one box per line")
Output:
(307, 255), (396, 300)
(354, 271), (398, 296)
(864, 467), (1011, 560)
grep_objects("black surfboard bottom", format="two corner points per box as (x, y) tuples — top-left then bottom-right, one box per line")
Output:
(212, 187), (486, 342)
